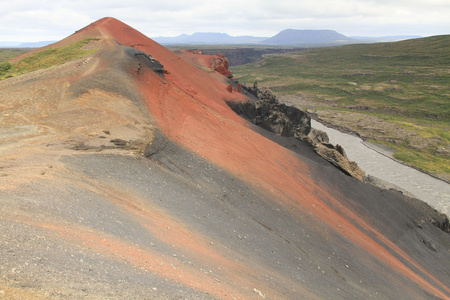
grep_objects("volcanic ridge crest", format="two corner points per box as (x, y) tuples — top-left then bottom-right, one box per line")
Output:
(0, 17), (449, 300)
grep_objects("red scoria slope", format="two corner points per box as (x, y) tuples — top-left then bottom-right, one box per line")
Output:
(97, 17), (450, 298)
(1, 17), (449, 299)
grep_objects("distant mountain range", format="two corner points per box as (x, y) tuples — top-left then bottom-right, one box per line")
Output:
(0, 41), (57, 48)
(0, 29), (422, 48)
(153, 32), (266, 45)
(152, 29), (421, 46)
(152, 29), (352, 45)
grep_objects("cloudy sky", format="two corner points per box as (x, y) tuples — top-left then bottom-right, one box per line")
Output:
(1, 0), (449, 42)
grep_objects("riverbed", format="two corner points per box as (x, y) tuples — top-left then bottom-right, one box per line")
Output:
(312, 120), (450, 216)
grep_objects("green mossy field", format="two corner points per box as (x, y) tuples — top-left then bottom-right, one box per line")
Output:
(0, 38), (98, 80)
(232, 35), (450, 176)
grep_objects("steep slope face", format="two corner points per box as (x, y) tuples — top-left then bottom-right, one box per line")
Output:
(175, 49), (233, 77)
(1, 17), (449, 299)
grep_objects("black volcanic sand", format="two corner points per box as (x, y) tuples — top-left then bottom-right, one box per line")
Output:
(0, 17), (448, 298)
(2, 128), (448, 299)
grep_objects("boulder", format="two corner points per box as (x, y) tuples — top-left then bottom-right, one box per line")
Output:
(210, 53), (232, 77)
(313, 142), (365, 181)
(306, 128), (365, 180)
(306, 128), (329, 144)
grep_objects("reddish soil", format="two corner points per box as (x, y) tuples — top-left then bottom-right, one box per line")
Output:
(80, 18), (448, 299)
(1, 17), (449, 299)
(176, 50), (233, 77)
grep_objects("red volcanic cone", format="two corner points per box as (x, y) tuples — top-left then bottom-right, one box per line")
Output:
(1, 17), (449, 299)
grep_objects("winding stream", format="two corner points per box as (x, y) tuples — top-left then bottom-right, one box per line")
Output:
(312, 120), (450, 216)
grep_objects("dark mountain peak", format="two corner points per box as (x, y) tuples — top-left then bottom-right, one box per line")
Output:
(191, 32), (231, 37)
(263, 28), (351, 45)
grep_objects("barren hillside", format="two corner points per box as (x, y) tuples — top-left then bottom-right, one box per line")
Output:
(0, 18), (449, 299)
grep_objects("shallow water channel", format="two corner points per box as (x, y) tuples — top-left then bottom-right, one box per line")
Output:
(312, 120), (450, 216)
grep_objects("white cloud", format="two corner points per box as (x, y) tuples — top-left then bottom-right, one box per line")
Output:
(0, 0), (449, 42)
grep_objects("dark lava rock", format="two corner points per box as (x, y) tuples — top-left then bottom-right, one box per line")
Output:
(228, 83), (311, 139)
(127, 48), (165, 78)
(228, 83), (365, 180)
(110, 138), (128, 147)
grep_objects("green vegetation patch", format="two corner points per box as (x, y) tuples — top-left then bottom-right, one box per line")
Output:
(394, 148), (450, 175)
(0, 48), (30, 63)
(231, 35), (450, 175)
(368, 135), (450, 175)
(0, 38), (98, 80)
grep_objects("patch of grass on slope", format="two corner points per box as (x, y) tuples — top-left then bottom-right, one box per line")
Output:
(0, 38), (98, 80)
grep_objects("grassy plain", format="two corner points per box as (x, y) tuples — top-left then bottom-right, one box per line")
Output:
(0, 38), (98, 80)
(0, 48), (30, 62)
(231, 35), (450, 177)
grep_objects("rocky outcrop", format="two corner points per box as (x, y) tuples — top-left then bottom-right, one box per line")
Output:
(129, 48), (165, 78)
(229, 83), (365, 180)
(177, 49), (233, 77)
(228, 83), (311, 138)
(307, 129), (365, 180)
(210, 53), (232, 77)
